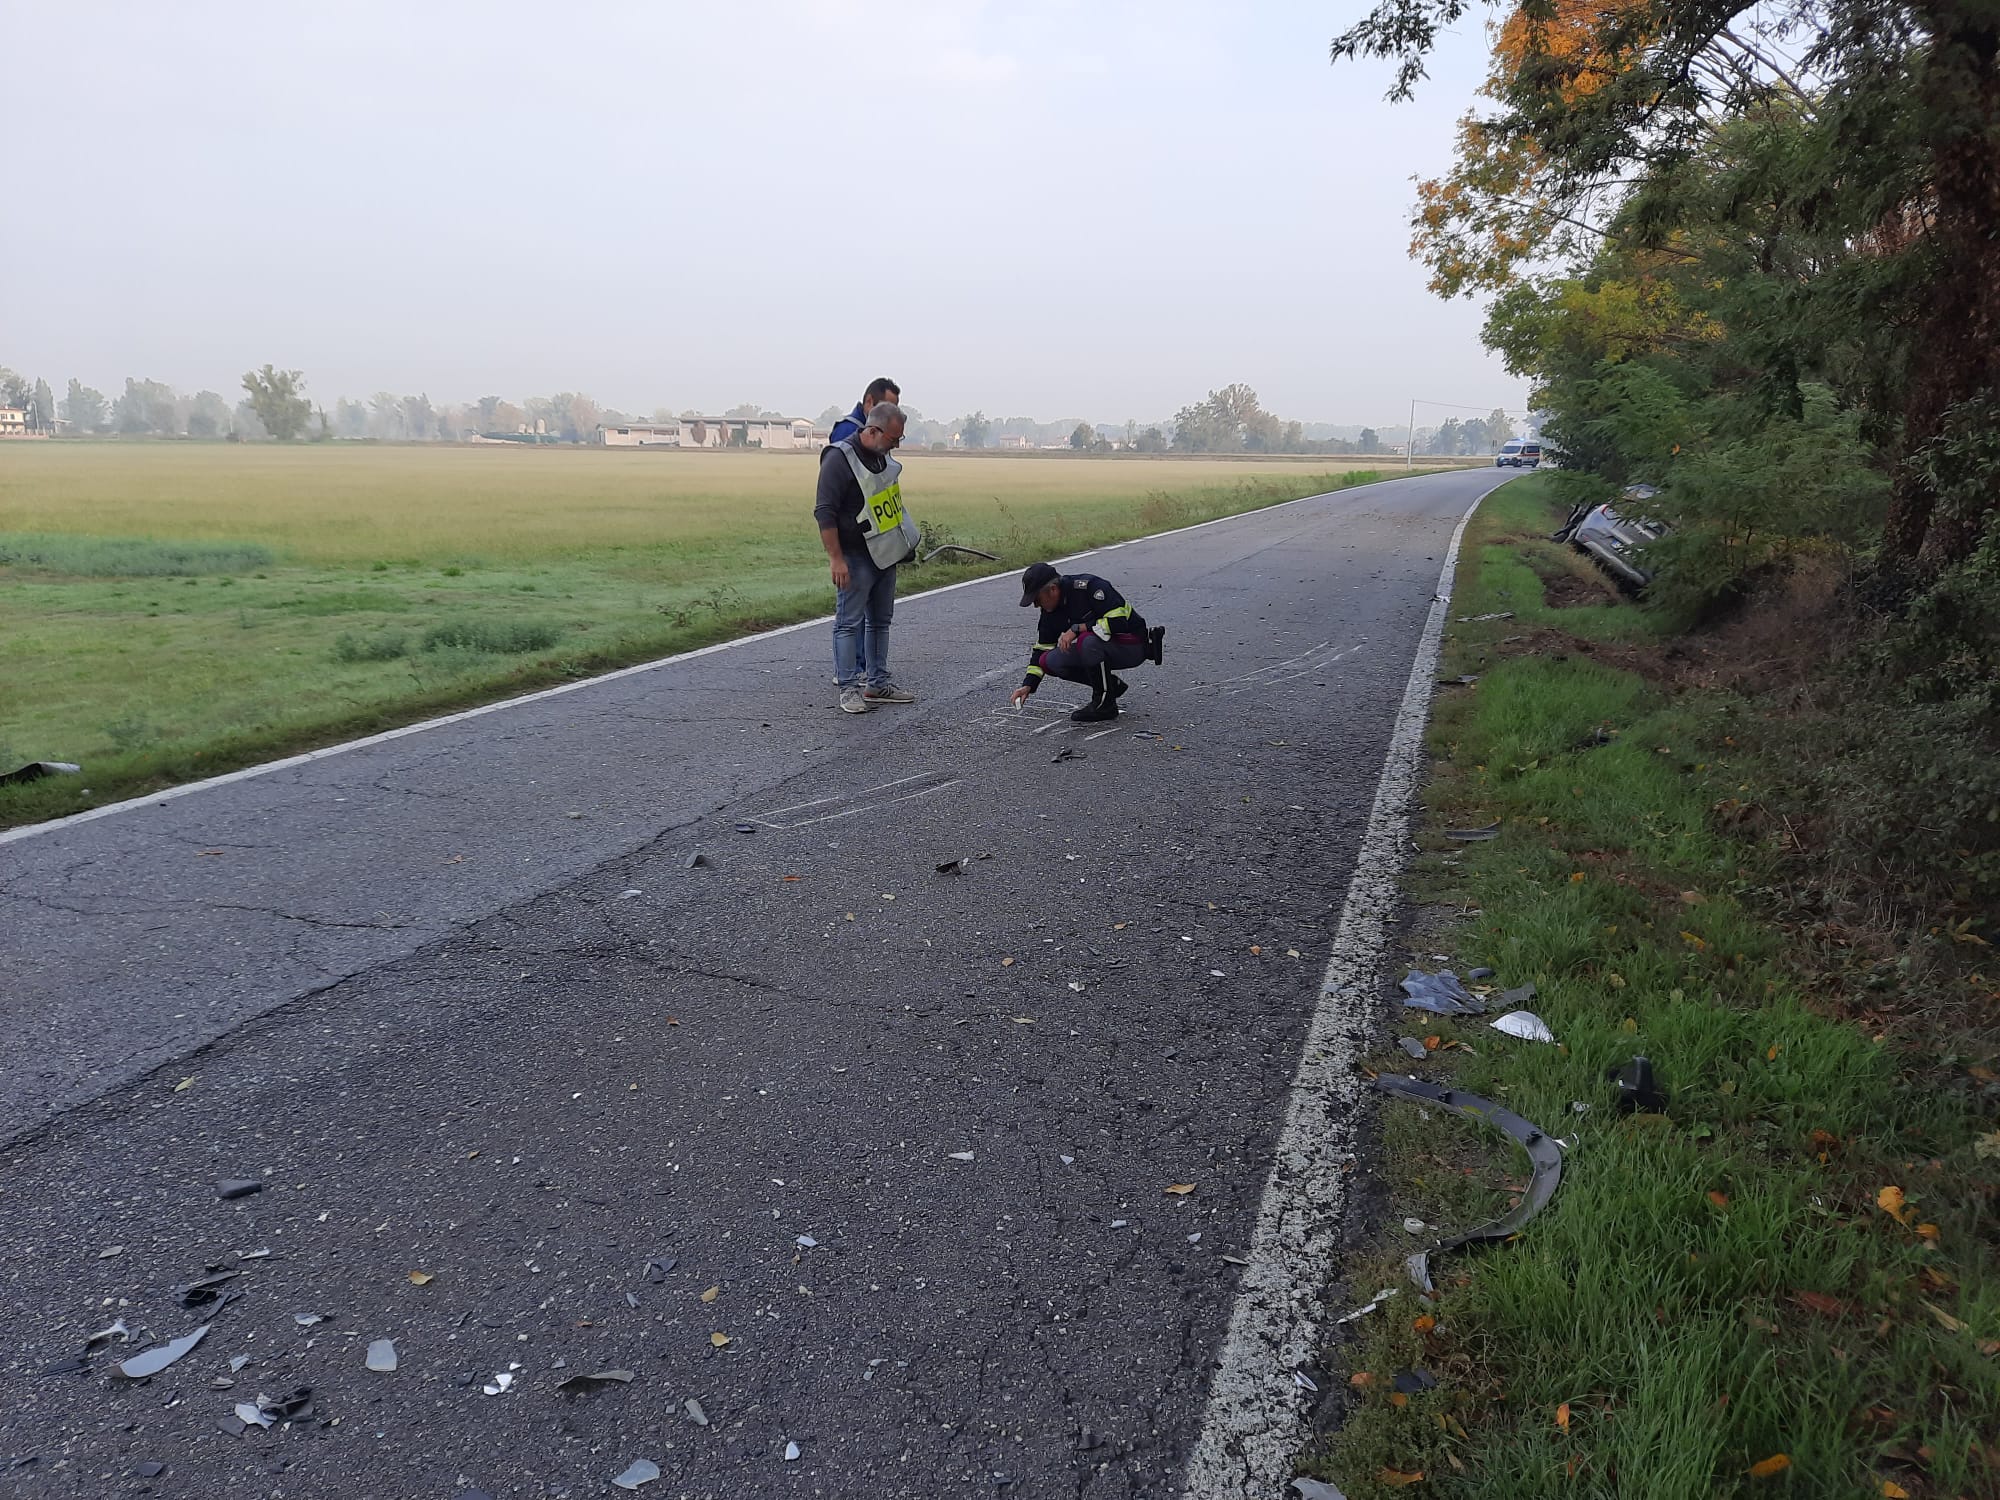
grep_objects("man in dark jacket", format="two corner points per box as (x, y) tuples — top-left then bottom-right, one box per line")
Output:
(1008, 561), (1166, 722)
(816, 403), (915, 713)
(828, 376), (900, 446)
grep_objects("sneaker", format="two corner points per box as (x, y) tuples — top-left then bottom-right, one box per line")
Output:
(838, 684), (873, 714)
(1070, 696), (1119, 723)
(1146, 625), (1166, 666)
(863, 681), (916, 704)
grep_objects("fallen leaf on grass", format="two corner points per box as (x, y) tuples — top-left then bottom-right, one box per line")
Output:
(1748, 1454), (1791, 1478)
(1556, 1403), (1571, 1433)
(1973, 1129), (2000, 1161)
(1877, 1185), (1913, 1224)
(1793, 1291), (1851, 1319)
(1389, 1392), (1409, 1409)
(1377, 1469), (1424, 1488)
(1348, 1372), (1375, 1388)
(1968, 1064), (1998, 1085)
(1681, 891), (1707, 905)
(1878, 1481), (1910, 1498)
(1682, 931), (1709, 952)
(1766, 1043), (1781, 1061)
(1412, 1315), (1436, 1334)
(1708, 1191), (1731, 1209)
(1922, 1300), (1967, 1334)
(408, 1271), (433, 1286)
(1915, 1222), (1940, 1242)
(1165, 1183), (1196, 1196)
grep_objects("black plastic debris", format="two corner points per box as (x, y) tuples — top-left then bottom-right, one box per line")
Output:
(734, 822), (756, 834)
(1611, 1055), (1668, 1113)
(685, 852), (707, 869)
(1051, 747), (1080, 763)
(1456, 610), (1515, 622)
(556, 1368), (635, 1394)
(217, 1179), (263, 1201)
(0, 760), (81, 787)
(1396, 1036), (1429, 1061)
(1466, 966), (1495, 982)
(642, 1257), (676, 1283)
(260, 1387), (312, 1420)
(1399, 970), (1487, 1016)
(1393, 1369), (1438, 1394)
(218, 1415), (247, 1438)
(134, 1462), (167, 1478)
(1445, 821), (1501, 842)
(1373, 1074), (1564, 1293)
(936, 857), (969, 875)
(37, 1356), (91, 1378)
(175, 1270), (241, 1309)
(1437, 674), (1480, 686)
(1291, 1481), (1347, 1500)
(456, 1491), (497, 1500)
(118, 1323), (210, 1380)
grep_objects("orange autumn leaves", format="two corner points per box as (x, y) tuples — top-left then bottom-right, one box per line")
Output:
(1492, 0), (1654, 103)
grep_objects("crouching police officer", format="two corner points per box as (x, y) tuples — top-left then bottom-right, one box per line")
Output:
(1008, 561), (1166, 722)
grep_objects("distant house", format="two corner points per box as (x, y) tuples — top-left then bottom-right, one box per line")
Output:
(597, 416), (816, 450)
(0, 407), (30, 438)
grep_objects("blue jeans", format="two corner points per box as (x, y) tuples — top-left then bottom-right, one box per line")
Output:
(833, 549), (897, 688)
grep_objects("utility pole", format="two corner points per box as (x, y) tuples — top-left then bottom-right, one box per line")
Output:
(1406, 397), (1415, 470)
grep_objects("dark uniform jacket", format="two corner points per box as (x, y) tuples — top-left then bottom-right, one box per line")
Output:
(1021, 573), (1149, 691)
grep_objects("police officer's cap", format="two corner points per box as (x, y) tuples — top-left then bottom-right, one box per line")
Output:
(1019, 561), (1059, 606)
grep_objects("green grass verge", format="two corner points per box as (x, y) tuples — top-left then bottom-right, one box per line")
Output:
(0, 461), (1447, 829)
(1299, 475), (1999, 1499)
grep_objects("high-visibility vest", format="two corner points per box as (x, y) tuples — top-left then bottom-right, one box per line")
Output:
(834, 440), (919, 567)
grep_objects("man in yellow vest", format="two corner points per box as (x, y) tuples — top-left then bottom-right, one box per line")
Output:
(815, 404), (919, 713)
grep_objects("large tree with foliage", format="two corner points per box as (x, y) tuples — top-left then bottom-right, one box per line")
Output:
(242, 365), (312, 440)
(1334, 0), (2000, 573)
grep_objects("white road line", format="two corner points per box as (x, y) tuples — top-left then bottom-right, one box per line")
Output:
(1179, 490), (1487, 1499)
(0, 468), (1475, 848)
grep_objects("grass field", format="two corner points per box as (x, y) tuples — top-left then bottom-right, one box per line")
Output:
(0, 442), (1450, 827)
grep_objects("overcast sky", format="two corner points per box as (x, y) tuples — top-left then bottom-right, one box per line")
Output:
(5, 1), (1521, 427)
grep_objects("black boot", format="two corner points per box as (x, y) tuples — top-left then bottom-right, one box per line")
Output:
(1107, 673), (1129, 702)
(1071, 665), (1120, 721)
(1146, 625), (1166, 665)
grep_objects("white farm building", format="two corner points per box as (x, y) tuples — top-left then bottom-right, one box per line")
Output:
(597, 416), (819, 449)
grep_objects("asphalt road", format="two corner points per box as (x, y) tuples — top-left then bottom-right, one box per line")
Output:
(0, 467), (1508, 1500)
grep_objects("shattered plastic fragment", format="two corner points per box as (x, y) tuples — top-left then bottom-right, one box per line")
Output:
(1396, 1036), (1428, 1061)
(1334, 1289), (1397, 1325)
(1612, 1055), (1668, 1113)
(556, 1369), (635, 1393)
(1399, 970), (1486, 1016)
(642, 1257), (676, 1283)
(1490, 1011), (1556, 1044)
(482, 1364), (520, 1396)
(176, 1270), (242, 1309)
(365, 1339), (397, 1373)
(611, 1458), (661, 1490)
(117, 1324), (209, 1380)
(735, 822), (756, 834)
(260, 1388), (312, 1420)
(234, 1402), (274, 1430)
(1293, 1370), (1319, 1391)
(685, 852), (707, 869)
(948, 1151), (975, 1162)
(936, 857), (968, 875)
(795, 1235), (818, 1248)
(85, 1317), (131, 1349)
(1466, 967), (1495, 981)
(135, 1463), (167, 1479)
(1292, 1482), (1347, 1500)
(1374, 1074), (1565, 1290)
(229, 1356), (250, 1373)
(292, 1313), (326, 1327)
(1444, 822), (1501, 841)
(217, 1179), (263, 1200)
(785, 1441), (801, 1461)
(684, 1397), (710, 1426)
(1403, 1218), (1428, 1235)
(619, 889), (643, 900)
(1393, 1369), (1438, 1394)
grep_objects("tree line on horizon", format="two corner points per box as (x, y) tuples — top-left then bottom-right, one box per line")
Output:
(2, 364), (1500, 456)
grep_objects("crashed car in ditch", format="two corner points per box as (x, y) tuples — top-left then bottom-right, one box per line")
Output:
(1554, 483), (1670, 589)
